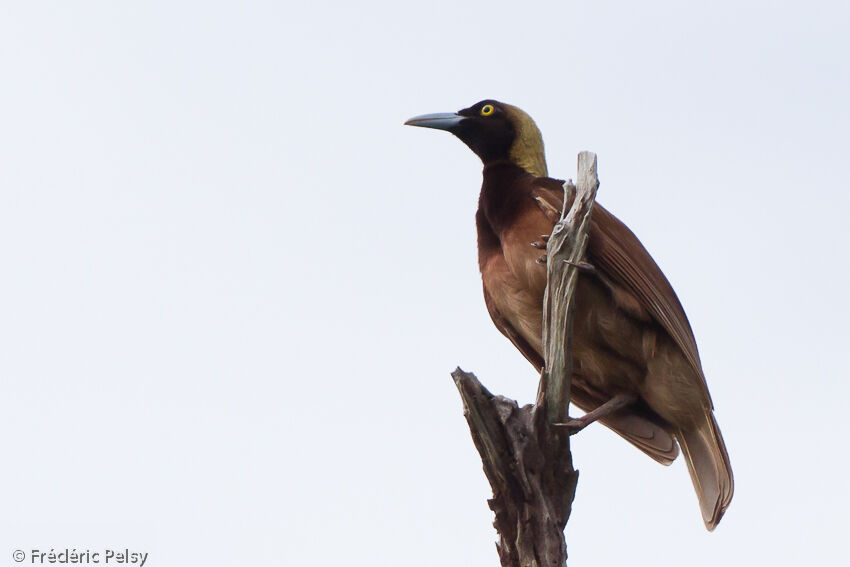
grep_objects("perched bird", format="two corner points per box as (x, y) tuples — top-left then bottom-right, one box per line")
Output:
(405, 100), (733, 530)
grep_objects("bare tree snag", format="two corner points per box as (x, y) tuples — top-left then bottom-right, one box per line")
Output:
(452, 152), (600, 567)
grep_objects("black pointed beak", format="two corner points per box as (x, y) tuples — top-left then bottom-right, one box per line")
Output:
(404, 112), (464, 131)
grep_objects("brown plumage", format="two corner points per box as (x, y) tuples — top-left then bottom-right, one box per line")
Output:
(406, 100), (733, 530)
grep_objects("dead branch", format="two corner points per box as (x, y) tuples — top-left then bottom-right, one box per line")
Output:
(452, 152), (600, 567)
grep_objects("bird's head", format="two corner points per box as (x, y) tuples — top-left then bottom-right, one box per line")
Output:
(405, 100), (548, 177)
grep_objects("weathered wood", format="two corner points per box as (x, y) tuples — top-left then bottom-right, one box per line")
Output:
(452, 152), (600, 567)
(537, 151), (599, 422)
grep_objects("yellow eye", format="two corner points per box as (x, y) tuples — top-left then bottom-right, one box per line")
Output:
(480, 104), (495, 116)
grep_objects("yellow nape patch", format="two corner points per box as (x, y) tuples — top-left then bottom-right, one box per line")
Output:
(502, 103), (548, 177)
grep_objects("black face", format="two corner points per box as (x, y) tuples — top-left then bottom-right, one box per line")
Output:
(453, 100), (516, 164)
(404, 99), (517, 165)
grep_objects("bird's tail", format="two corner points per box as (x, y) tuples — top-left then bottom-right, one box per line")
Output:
(676, 412), (734, 530)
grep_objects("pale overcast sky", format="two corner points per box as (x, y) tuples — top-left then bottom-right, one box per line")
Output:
(1, 1), (848, 566)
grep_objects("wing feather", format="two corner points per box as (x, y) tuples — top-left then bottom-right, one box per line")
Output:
(532, 181), (712, 405)
(482, 286), (679, 465)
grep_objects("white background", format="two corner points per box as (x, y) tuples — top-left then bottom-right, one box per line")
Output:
(1, 1), (848, 565)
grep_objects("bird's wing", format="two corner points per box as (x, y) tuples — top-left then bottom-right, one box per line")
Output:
(532, 182), (711, 404)
(483, 286), (545, 369)
(483, 285), (680, 465)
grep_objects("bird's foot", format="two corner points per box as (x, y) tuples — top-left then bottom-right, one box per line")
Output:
(530, 234), (551, 249)
(554, 392), (638, 436)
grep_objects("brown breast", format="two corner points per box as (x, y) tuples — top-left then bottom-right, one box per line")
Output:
(480, 198), (652, 394)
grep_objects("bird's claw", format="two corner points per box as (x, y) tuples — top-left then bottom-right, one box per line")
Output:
(530, 234), (551, 249)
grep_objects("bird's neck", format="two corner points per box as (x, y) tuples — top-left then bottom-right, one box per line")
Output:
(477, 162), (537, 240)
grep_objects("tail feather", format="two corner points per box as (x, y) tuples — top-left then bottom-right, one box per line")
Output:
(677, 412), (734, 530)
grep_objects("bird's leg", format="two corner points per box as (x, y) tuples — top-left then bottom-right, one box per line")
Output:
(555, 392), (638, 435)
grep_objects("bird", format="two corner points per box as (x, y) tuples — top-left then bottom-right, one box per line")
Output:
(405, 100), (733, 530)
